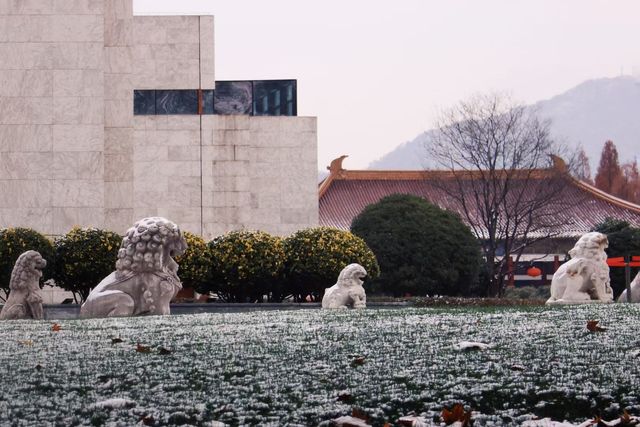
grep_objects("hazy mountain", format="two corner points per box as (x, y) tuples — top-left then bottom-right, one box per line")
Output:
(368, 76), (640, 172)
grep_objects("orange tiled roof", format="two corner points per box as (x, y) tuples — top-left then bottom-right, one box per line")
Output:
(318, 156), (640, 236)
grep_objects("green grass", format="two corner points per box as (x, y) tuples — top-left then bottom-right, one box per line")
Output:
(0, 305), (639, 426)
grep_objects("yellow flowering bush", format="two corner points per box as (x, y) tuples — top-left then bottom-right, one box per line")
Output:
(0, 227), (53, 300)
(51, 227), (122, 303)
(174, 231), (212, 292)
(283, 227), (380, 302)
(207, 230), (285, 302)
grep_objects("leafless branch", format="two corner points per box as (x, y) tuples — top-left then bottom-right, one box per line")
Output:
(425, 93), (578, 296)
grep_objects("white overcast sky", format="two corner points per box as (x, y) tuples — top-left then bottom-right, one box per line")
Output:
(134, 0), (640, 170)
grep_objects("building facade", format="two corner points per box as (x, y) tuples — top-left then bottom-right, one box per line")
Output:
(0, 1), (318, 239)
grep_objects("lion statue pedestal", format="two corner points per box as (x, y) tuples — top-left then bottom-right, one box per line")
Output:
(80, 217), (187, 318)
(322, 263), (368, 309)
(546, 232), (614, 305)
(0, 250), (46, 320)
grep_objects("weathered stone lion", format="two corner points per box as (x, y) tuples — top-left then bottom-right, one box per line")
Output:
(322, 263), (368, 309)
(80, 217), (187, 318)
(0, 250), (46, 320)
(617, 272), (640, 303)
(546, 232), (613, 304)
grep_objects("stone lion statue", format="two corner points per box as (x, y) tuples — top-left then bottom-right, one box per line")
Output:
(617, 272), (640, 303)
(546, 232), (613, 304)
(80, 217), (187, 318)
(0, 250), (46, 320)
(322, 263), (368, 309)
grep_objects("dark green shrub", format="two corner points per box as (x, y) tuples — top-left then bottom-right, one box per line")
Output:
(174, 231), (212, 292)
(351, 194), (481, 297)
(207, 230), (285, 302)
(51, 227), (122, 303)
(283, 227), (380, 302)
(0, 227), (54, 300)
(593, 218), (640, 298)
(503, 286), (550, 300)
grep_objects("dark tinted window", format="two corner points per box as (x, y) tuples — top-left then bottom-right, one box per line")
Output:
(155, 90), (198, 115)
(202, 90), (215, 114)
(133, 81), (297, 116)
(214, 81), (253, 115)
(134, 90), (156, 115)
(253, 80), (296, 116)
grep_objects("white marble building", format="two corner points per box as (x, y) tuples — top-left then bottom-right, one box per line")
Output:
(0, 0), (318, 239)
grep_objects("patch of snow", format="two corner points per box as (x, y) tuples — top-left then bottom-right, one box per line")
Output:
(453, 341), (493, 351)
(522, 419), (575, 426)
(332, 415), (371, 426)
(92, 398), (136, 409)
(398, 415), (430, 426)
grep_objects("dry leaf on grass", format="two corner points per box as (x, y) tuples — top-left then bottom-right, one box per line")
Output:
(351, 355), (366, 366)
(442, 403), (472, 426)
(136, 343), (151, 353)
(587, 320), (607, 332)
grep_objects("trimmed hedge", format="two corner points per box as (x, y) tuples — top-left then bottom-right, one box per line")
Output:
(283, 227), (380, 302)
(174, 231), (212, 292)
(0, 227), (54, 300)
(206, 230), (285, 302)
(51, 227), (122, 303)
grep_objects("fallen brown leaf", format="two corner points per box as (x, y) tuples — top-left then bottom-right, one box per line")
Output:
(442, 403), (472, 426)
(140, 415), (155, 426)
(136, 343), (151, 353)
(351, 355), (366, 366)
(619, 410), (640, 426)
(587, 320), (607, 332)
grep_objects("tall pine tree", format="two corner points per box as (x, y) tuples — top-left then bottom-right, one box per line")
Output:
(594, 140), (623, 196)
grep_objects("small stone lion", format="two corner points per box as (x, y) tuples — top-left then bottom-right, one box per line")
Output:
(546, 232), (613, 304)
(80, 217), (187, 318)
(322, 263), (368, 309)
(0, 250), (46, 320)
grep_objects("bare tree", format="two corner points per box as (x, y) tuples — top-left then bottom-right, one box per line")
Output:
(572, 146), (593, 184)
(427, 93), (575, 297)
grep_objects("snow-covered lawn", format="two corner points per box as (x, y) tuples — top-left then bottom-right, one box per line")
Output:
(0, 305), (639, 426)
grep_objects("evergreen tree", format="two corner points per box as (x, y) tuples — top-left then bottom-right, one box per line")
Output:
(351, 194), (482, 297)
(594, 140), (623, 196)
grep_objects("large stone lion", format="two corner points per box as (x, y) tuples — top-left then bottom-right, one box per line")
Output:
(546, 232), (613, 304)
(617, 272), (640, 303)
(0, 250), (46, 320)
(80, 217), (187, 318)
(322, 263), (368, 309)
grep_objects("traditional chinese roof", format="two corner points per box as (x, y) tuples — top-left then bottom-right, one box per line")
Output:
(318, 156), (640, 237)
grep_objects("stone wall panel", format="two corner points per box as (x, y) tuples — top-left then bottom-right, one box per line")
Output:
(0, 125), (52, 151)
